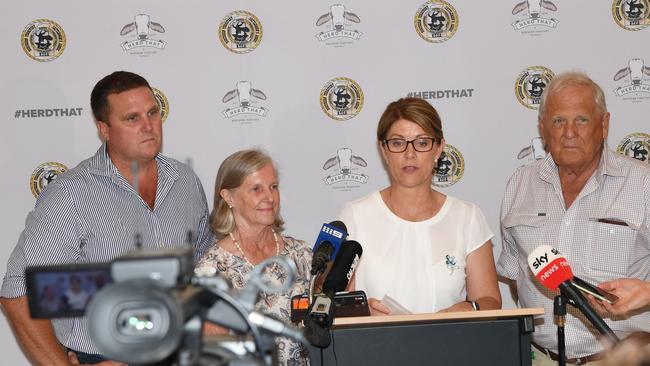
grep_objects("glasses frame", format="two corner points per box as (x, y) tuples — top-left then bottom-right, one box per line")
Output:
(382, 137), (438, 153)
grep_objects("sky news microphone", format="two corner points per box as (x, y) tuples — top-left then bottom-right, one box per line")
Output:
(310, 221), (347, 276)
(527, 245), (619, 344)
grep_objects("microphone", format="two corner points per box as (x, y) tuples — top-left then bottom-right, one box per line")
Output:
(310, 221), (348, 276)
(307, 240), (363, 348)
(322, 240), (362, 296)
(527, 245), (619, 344)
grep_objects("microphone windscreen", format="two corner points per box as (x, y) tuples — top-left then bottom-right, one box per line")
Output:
(323, 240), (362, 294)
(329, 220), (348, 234)
(303, 316), (331, 348)
(527, 245), (573, 290)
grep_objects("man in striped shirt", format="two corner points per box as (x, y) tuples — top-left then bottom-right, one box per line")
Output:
(0, 71), (214, 365)
(497, 71), (650, 365)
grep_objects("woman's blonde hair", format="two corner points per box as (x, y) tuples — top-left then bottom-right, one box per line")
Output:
(210, 149), (284, 237)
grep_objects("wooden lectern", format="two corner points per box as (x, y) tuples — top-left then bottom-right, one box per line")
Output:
(308, 308), (544, 366)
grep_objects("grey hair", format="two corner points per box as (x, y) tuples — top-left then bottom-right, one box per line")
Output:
(538, 71), (607, 121)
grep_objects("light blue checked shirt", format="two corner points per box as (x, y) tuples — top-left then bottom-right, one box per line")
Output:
(497, 146), (650, 358)
(1, 144), (214, 354)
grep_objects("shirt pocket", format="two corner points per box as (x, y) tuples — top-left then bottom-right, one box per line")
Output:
(587, 218), (640, 276)
(502, 213), (548, 250)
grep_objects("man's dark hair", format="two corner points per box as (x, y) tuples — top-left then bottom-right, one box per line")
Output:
(90, 71), (152, 123)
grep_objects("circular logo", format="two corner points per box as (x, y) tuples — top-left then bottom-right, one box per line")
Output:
(432, 144), (464, 188)
(514, 66), (555, 110)
(218, 10), (263, 54)
(320, 77), (364, 121)
(30, 162), (68, 197)
(152, 87), (169, 123)
(414, 0), (459, 43)
(617, 132), (650, 164)
(612, 0), (650, 31)
(21, 19), (66, 62)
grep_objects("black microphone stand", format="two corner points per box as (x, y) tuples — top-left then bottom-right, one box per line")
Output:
(560, 282), (620, 345)
(554, 292), (567, 366)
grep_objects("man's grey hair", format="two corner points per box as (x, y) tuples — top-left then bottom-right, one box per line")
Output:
(538, 71), (607, 121)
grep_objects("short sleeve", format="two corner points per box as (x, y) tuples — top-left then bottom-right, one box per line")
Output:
(1, 182), (82, 298)
(465, 204), (494, 255)
(496, 170), (522, 280)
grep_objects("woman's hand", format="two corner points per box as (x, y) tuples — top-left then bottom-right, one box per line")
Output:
(437, 301), (474, 313)
(368, 298), (391, 316)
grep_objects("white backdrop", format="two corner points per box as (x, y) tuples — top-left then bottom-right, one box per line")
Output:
(2, 1), (649, 363)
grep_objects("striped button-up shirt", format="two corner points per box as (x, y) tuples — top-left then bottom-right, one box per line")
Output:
(497, 147), (650, 358)
(1, 145), (214, 354)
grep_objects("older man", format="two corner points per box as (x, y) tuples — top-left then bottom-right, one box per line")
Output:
(0, 71), (213, 365)
(497, 71), (650, 365)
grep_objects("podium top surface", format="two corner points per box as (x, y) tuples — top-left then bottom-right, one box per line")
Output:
(333, 307), (544, 328)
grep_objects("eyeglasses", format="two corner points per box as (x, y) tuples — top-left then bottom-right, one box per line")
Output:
(382, 137), (437, 153)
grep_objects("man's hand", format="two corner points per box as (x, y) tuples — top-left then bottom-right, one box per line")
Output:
(68, 351), (127, 366)
(598, 278), (650, 317)
(586, 278), (650, 318)
(0, 296), (70, 365)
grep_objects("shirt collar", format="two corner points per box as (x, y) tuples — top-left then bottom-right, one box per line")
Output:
(538, 143), (626, 184)
(87, 143), (179, 182)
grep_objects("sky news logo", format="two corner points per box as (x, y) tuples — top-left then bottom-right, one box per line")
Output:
(15, 108), (83, 118)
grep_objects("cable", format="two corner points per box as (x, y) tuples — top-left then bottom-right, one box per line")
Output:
(331, 328), (339, 366)
(208, 289), (266, 360)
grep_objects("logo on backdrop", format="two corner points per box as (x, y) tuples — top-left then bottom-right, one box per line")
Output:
(120, 14), (167, 56)
(432, 144), (464, 188)
(152, 88), (169, 123)
(613, 59), (650, 101)
(219, 10), (263, 54)
(322, 148), (369, 190)
(511, 0), (559, 33)
(407, 88), (475, 100)
(617, 132), (650, 164)
(13, 108), (83, 119)
(315, 4), (362, 46)
(414, 0), (459, 43)
(221, 81), (269, 121)
(30, 162), (68, 198)
(320, 77), (364, 121)
(517, 137), (546, 161)
(514, 66), (555, 110)
(21, 19), (66, 62)
(612, 0), (650, 31)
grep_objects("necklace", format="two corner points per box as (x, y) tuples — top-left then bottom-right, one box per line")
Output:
(229, 229), (280, 267)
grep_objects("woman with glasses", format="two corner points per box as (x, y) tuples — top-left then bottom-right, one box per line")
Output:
(338, 97), (501, 315)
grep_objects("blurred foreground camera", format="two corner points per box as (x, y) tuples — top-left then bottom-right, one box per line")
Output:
(26, 246), (305, 366)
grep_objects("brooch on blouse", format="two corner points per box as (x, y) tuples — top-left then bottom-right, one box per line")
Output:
(445, 254), (459, 275)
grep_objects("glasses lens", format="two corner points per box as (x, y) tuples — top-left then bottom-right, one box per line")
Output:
(387, 139), (407, 152)
(414, 138), (434, 152)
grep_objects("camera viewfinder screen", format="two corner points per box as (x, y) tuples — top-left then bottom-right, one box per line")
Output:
(25, 264), (112, 318)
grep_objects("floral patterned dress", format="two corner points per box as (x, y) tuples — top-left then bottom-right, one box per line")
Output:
(196, 234), (312, 366)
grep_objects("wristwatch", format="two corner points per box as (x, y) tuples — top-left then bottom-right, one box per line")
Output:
(466, 300), (480, 311)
